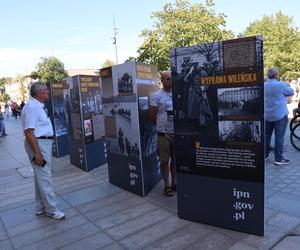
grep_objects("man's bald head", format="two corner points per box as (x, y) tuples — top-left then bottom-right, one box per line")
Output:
(160, 71), (171, 91)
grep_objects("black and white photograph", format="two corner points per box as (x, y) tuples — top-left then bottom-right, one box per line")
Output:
(53, 102), (68, 136)
(218, 87), (261, 116)
(105, 102), (140, 157)
(138, 95), (158, 157)
(138, 96), (149, 111)
(170, 42), (222, 138)
(140, 124), (157, 157)
(118, 72), (133, 94)
(81, 89), (102, 117)
(219, 120), (261, 143)
(92, 115), (105, 140)
(63, 90), (72, 133)
(112, 62), (137, 96)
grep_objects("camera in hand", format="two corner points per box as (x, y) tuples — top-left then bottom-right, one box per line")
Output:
(32, 157), (47, 167)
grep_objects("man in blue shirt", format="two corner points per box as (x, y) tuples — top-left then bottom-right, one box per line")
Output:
(265, 67), (294, 165)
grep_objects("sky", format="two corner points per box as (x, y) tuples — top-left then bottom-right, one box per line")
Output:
(1, 0), (300, 78)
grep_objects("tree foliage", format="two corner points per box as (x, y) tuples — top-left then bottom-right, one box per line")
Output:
(15, 74), (28, 100)
(32, 57), (69, 83)
(0, 77), (13, 87)
(101, 59), (115, 68)
(0, 93), (10, 102)
(242, 11), (300, 79)
(137, 0), (234, 70)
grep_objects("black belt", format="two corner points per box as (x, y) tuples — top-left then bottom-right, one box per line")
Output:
(158, 132), (174, 136)
(36, 136), (54, 140)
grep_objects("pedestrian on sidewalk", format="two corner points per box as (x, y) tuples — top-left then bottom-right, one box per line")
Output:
(21, 82), (65, 220)
(149, 71), (176, 197)
(265, 67), (294, 165)
(0, 106), (7, 137)
(4, 102), (10, 118)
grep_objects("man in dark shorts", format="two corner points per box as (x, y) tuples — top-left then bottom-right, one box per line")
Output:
(149, 71), (176, 197)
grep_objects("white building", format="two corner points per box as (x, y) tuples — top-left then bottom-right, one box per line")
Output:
(219, 88), (259, 102)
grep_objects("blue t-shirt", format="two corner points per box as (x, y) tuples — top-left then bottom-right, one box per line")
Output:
(264, 79), (294, 121)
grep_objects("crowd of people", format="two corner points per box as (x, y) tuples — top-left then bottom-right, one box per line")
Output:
(0, 100), (26, 140)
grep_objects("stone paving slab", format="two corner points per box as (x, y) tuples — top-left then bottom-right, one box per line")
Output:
(105, 208), (173, 241)
(273, 236), (300, 250)
(20, 223), (100, 250)
(240, 213), (300, 249)
(84, 196), (144, 222)
(119, 215), (189, 249)
(10, 214), (89, 249)
(15, 166), (34, 178)
(267, 191), (300, 217)
(0, 239), (13, 250)
(75, 191), (132, 214)
(0, 196), (70, 228)
(60, 231), (114, 250)
(185, 231), (237, 250)
(94, 201), (158, 230)
(228, 242), (258, 250)
(60, 182), (120, 207)
(146, 222), (211, 250)
(1, 116), (300, 249)
(6, 208), (79, 238)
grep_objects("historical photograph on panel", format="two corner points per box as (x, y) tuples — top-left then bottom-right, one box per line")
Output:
(218, 87), (261, 116)
(81, 89), (102, 117)
(138, 96), (149, 111)
(112, 62), (136, 96)
(84, 119), (92, 136)
(105, 102), (140, 158)
(170, 42), (223, 141)
(69, 88), (80, 113)
(63, 89), (72, 134)
(101, 77), (114, 100)
(53, 102), (68, 136)
(92, 115), (105, 140)
(71, 113), (82, 141)
(219, 120), (261, 143)
(138, 96), (157, 157)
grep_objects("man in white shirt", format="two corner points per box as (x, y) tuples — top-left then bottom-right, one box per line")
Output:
(149, 71), (176, 197)
(21, 82), (65, 220)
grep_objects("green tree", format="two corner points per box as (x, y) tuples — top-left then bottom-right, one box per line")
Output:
(101, 59), (115, 68)
(137, 0), (234, 70)
(125, 56), (138, 63)
(0, 77), (13, 87)
(242, 12), (300, 79)
(15, 74), (29, 100)
(32, 57), (69, 83)
(0, 93), (10, 102)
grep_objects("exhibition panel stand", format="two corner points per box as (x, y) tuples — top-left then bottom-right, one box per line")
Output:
(100, 62), (161, 197)
(171, 36), (265, 235)
(46, 81), (69, 157)
(64, 75), (106, 171)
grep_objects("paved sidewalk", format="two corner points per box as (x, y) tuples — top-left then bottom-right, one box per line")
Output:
(1, 117), (300, 250)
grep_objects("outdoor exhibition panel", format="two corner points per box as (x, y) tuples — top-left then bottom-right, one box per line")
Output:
(171, 36), (264, 235)
(64, 75), (106, 171)
(100, 62), (161, 197)
(46, 81), (69, 157)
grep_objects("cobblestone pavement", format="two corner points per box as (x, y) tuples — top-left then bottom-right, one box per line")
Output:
(1, 117), (300, 250)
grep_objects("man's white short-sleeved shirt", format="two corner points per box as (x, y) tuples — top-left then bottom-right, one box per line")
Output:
(21, 98), (53, 137)
(150, 89), (174, 134)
